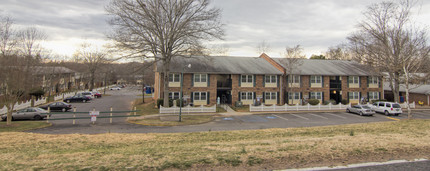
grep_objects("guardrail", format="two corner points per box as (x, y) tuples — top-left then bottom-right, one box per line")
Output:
(44, 108), (140, 124)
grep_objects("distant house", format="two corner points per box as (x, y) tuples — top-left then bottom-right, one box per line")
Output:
(384, 84), (430, 105)
(154, 54), (384, 106)
(33, 66), (76, 93)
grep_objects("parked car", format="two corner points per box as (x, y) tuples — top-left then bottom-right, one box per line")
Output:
(92, 91), (102, 98)
(64, 94), (91, 103)
(1, 107), (50, 121)
(40, 102), (72, 112)
(110, 86), (121, 90)
(371, 102), (403, 116)
(80, 92), (94, 99)
(346, 105), (374, 116)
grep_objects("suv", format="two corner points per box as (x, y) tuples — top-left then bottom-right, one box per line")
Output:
(80, 92), (94, 99)
(371, 102), (402, 116)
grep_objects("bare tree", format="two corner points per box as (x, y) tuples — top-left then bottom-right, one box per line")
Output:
(282, 45), (306, 104)
(73, 43), (109, 91)
(0, 15), (17, 56)
(326, 44), (352, 60)
(347, 0), (426, 104)
(106, 0), (224, 107)
(256, 40), (271, 54)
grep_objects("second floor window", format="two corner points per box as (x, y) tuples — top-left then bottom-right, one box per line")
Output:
(289, 75), (300, 83)
(169, 73), (180, 82)
(265, 75), (277, 83)
(241, 75), (253, 83)
(310, 76), (322, 84)
(368, 76), (378, 84)
(194, 74), (207, 83)
(349, 76), (359, 84)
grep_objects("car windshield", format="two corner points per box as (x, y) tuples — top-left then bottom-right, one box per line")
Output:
(362, 106), (371, 109)
(392, 104), (401, 108)
(35, 108), (47, 112)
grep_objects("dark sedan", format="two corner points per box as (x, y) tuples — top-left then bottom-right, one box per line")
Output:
(63, 94), (91, 103)
(40, 102), (72, 112)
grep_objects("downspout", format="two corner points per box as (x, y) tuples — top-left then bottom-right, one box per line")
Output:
(158, 73), (161, 99)
(280, 75), (283, 104)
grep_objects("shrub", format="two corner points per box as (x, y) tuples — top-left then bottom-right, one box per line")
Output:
(308, 99), (320, 105)
(176, 99), (185, 107)
(324, 99), (336, 105)
(29, 88), (45, 99)
(156, 98), (173, 108)
(341, 99), (348, 105)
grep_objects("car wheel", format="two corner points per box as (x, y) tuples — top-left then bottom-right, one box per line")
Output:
(346, 109), (350, 113)
(384, 111), (389, 116)
(34, 115), (42, 120)
(62, 108), (66, 112)
(83, 99), (86, 103)
(67, 100), (71, 103)
(395, 114), (399, 116)
(359, 112), (363, 116)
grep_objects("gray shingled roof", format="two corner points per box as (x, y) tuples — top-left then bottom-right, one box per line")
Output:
(33, 66), (75, 75)
(384, 83), (430, 95)
(273, 58), (377, 76)
(157, 56), (283, 75)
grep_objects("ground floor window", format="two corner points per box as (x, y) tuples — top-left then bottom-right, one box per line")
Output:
(193, 92), (207, 101)
(310, 92), (322, 100)
(368, 92), (379, 100)
(349, 92), (360, 100)
(265, 92), (277, 101)
(241, 92), (254, 100)
(169, 92), (180, 100)
(288, 92), (301, 100)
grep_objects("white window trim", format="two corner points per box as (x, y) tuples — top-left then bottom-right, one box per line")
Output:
(265, 92), (278, 100)
(241, 92), (254, 101)
(241, 75), (254, 83)
(368, 92), (379, 100)
(193, 92), (207, 101)
(310, 92), (323, 100)
(289, 75), (300, 84)
(310, 76), (322, 84)
(349, 92), (360, 100)
(169, 73), (181, 83)
(194, 74), (207, 83)
(265, 75), (277, 83)
(169, 92), (181, 100)
(349, 76), (360, 84)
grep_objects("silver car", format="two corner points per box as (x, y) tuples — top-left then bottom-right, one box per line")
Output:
(346, 105), (375, 116)
(1, 107), (50, 121)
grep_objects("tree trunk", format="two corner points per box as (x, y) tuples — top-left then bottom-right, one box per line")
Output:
(142, 69), (145, 103)
(90, 71), (95, 91)
(162, 60), (171, 107)
(403, 67), (412, 119)
(6, 104), (14, 125)
(393, 73), (400, 103)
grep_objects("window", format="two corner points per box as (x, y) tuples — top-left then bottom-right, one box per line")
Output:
(241, 75), (253, 83)
(288, 92), (301, 100)
(369, 76), (378, 84)
(265, 92), (277, 100)
(241, 92), (254, 100)
(193, 92), (207, 101)
(169, 92), (180, 100)
(169, 73), (180, 82)
(368, 92), (379, 100)
(310, 76), (322, 84)
(349, 76), (359, 84)
(349, 92), (360, 100)
(265, 75), (277, 83)
(289, 75), (300, 83)
(194, 74), (207, 83)
(310, 92), (322, 99)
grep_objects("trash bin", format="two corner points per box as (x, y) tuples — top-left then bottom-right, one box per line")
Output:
(235, 101), (243, 107)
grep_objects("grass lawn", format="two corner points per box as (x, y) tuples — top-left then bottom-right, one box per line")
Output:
(1, 119), (430, 170)
(0, 121), (51, 132)
(129, 115), (214, 126)
(133, 98), (159, 116)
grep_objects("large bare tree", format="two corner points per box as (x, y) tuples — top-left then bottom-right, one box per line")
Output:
(347, 0), (429, 105)
(0, 15), (17, 56)
(106, 0), (224, 107)
(73, 43), (109, 91)
(326, 44), (352, 60)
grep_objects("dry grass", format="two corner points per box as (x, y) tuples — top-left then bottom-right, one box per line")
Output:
(133, 98), (159, 116)
(230, 105), (249, 112)
(1, 120), (430, 170)
(0, 121), (51, 132)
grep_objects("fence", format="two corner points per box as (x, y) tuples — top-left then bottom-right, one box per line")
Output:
(0, 86), (114, 115)
(159, 105), (216, 114)
(250, 103), (351, 112)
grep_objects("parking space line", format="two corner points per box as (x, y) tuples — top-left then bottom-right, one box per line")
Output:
(327, 113), (347, 119)
(273, 114), (288, 121)
(386, 117), (401, 121)
(291, 114), (309, 120)
(310, 114), (328, 119)
(346, 113), (366, 118)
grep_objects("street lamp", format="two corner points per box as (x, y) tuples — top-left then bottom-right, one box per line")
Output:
(179, 64), (191, 122)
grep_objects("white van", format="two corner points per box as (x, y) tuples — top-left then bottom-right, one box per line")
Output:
(371, 102), (402, 116)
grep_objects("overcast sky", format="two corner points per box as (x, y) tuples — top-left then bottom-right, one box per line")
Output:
(1, 0), (429, 58)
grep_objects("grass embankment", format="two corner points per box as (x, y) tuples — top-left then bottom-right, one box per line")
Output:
(0, 121), (51, 132)
(230, 105), (249, 112)
(1, 120), (430, 170)
(130, 98), (224, 126)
